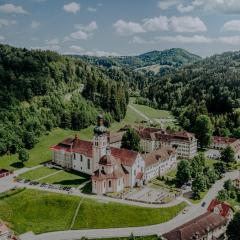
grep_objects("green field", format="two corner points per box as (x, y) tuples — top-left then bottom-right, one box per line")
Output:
(0, 189), (186, 234)
(19, 166), (61, 181)
(132, 103), (174, 120)
(19, 166), (89, 187)
(38, 170), (89, 187)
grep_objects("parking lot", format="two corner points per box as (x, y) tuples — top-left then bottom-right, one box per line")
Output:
(15, 178), (73, 192)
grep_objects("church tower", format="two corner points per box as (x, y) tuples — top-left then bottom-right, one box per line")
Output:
(92, 114), (108, 172)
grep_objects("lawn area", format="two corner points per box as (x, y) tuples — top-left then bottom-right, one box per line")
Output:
(18, 166), (90, 187)
(38, 170), (89, 187)
(19, 166), (61, 181)
(130, 98), (177, 129)
(205, 158), (220, 168)
(0, 189), (79, 235)
(0, 189), (186, 234)
(132, 103), (173, 120)
(73, 197), (186, 229)
(165, 169), (177, 179)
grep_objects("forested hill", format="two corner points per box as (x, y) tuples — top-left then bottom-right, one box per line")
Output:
(144, 51), (240, 137)
(72, 48), (201, 73)
(0, 44), (128, 155)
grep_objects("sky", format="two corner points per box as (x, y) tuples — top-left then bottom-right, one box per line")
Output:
(2, 0), (240, 57)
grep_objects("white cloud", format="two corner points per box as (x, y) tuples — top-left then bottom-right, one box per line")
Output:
(69, 45), (118, 56)
(87, 7), (97, 12)
(169, 16), (207, 32)
(30, 21), (40, 29)
(70, 30), (90, 40)
(114, 16), (207, 35)
(158, 35), (213, 43)
(113, 20), (145, 36)
(74, 21), (98, 32)
(177, 0), (240, 14)
(131, 36), (155, 44)
(222, 20), (240, 32)
(218, 36), (240, 45)
(177, 4), (195, 13)
(45, 38), (59, 45)
(142, 16), (169, 32)
(0, 19), (16, 28)
(69, 45), (85, 52)
(0, 3), (28, 14)
(0, 35), (5, 41)
(63, 2), (80, 14)
(157, 34), (240, 45)
(157, 0), (178, 10)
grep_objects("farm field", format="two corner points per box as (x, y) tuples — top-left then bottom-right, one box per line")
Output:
(0, 189), (186, 234)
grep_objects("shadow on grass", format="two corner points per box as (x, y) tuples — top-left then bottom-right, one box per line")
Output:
(81, 181), (92, 194)
(10, 162), (24, 168)
(66, 169), (91, 179)
(53, 178), (87, 186)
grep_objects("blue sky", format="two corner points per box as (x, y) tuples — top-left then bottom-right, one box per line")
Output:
(1, 0), (240, 57)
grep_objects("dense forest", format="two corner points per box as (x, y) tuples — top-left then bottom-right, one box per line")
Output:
(0, 44), (128, 155)
(143, 51), (240, 138)
(76, 48), (201, 70)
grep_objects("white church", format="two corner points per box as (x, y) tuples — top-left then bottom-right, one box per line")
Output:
(51, 115), (177, 194)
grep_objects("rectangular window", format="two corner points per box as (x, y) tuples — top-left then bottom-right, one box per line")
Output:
(109, 181), (111, 188)
(88, 159), (90, 169)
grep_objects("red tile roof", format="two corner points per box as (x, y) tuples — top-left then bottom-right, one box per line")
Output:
(109, 131), (125, 144)
(92, 164), (128, 180)
(143, 147), (176, 167)
(212, 136), (237, 145)
(135, 127), (195, 143)
(172, 131), (195, 142)
(51, 137), (93, 157)
(111, 147), (139, 166)
(230, 139), (240, 153)
(207, 199), (232, 218)
(51, 137), (139, 167)
(163, 212), (227, 240)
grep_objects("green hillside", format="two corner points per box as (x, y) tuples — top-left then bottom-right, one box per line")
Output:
(0, 44), (128, 156)
(72, 48), (201, 73)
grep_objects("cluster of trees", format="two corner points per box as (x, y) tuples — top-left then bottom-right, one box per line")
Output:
(0, 44), (128, 156)
(176, 153), (221, 199)
(227, 212), (240, 240)
(121, 128), (141, 151)
(217, 179), (240, 204)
